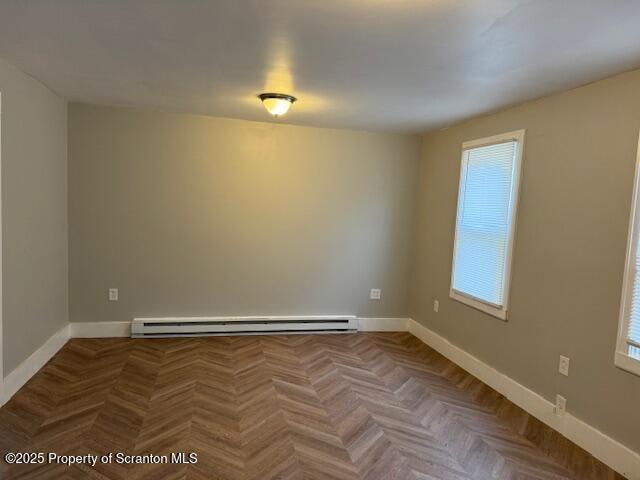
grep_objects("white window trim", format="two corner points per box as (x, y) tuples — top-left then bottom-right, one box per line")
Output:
(449, 129), (525, 321)
(0, 93), (3, 403)
(615, 130), (640, 377)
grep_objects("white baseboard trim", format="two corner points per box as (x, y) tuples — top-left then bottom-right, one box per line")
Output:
(72, 319), (409, 337)
(2, 323), (70, 405)
(70, 318), (409, 338)
(70, 321), (130, 338)
(407, 319), (640, 480)
(358, 317), (410, 331)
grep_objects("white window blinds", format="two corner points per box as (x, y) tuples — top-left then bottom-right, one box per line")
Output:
(617, 133), (640, 374)
(627, 254), (640, 358)
(450, 131), (524, 320)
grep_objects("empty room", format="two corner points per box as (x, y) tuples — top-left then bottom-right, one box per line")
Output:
(0, 1), (639, 479)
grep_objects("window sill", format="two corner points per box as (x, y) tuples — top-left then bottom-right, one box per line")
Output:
(450, 290), (508, 321)
(614, 351), (640, 377)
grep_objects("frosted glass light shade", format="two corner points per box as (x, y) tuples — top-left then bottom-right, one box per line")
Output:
(258, 93), (297, 117)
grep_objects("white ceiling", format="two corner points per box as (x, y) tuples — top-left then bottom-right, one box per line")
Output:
(1, 0), (639, 133)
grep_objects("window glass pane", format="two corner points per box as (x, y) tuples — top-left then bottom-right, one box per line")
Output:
(629, 250), (640, 353)
(617, 134), (640, 374)
(452, 141), (517, 306)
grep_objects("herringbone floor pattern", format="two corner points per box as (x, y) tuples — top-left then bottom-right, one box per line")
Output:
(0, 333), (625, 479)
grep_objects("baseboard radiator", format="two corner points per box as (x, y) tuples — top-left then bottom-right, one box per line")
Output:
(131, 315), (358, 338)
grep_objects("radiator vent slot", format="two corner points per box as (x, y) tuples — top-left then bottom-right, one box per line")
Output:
(131, 316), (358, 338)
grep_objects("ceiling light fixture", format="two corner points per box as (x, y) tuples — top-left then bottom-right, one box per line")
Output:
(258, 92), (297, 117)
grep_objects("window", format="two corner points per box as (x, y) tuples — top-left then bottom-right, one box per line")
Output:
(450, 130), (525, 320)
(616, 132), (640, 376)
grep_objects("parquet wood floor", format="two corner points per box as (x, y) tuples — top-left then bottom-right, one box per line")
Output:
(0, 333), (626, 479)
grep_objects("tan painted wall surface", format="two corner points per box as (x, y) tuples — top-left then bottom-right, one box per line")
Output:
(68, 104), (420, 323)
(409, 69), (640, 452)
(0, 58), (68, 374)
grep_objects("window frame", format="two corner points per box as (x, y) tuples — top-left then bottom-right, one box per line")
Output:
(615, 131), (640, 377)
(449, 129), (525, 321)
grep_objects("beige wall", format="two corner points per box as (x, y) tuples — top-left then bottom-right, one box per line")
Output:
(0, 58), (68, 374)
(68, 104), (420, 323)
(409, 69), (640, 452)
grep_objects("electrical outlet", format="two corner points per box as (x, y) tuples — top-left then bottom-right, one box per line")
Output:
(108, 288), (119, 301)
(559, 355), (570, 376)
(555, 394), (566, 416)
(433, 300), (439, 313)
(370, 288), (381, 300)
